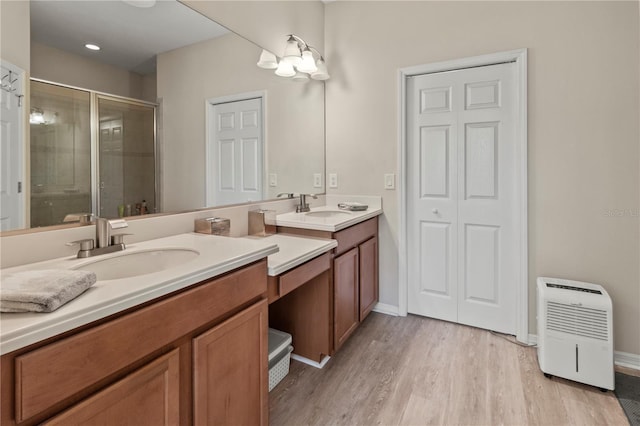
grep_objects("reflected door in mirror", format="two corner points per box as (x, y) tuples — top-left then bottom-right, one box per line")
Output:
(207, 97), (263, 206)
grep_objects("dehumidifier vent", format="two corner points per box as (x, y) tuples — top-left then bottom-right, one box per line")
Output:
(546, 301), (609, 341)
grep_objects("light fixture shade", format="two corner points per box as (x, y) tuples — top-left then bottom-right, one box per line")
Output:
(283, 37), (302, 66)
(292, 71), (309, 82)
(297, 49), (317, 74)
(275, 60), (296, 77)
(310, 59), (330, 80)
(257, 49), (278, 69)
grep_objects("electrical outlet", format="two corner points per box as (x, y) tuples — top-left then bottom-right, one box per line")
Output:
(384, 173), (395, 190)
(269, 173), (277, 187)
(329, 173), (338, 188)
(313, 173), (322, 188)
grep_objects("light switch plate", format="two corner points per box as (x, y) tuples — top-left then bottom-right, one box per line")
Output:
(384, 173), (395, 190)
(269, 173), (277, 187)
(313, 173), (322, 188)
(329, 173), (338, 188)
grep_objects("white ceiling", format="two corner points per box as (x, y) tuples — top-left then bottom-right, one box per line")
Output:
(30, 0), (230, 75)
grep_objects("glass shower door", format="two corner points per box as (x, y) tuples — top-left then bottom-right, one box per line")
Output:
(30, 81), (91, 227)
(97, 96), (156, 219)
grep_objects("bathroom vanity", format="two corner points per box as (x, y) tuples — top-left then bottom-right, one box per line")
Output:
(277, 217), (379, 352)
(274, 198), (382, 354)
(0, 197), (382, 425)
(0, 235), (278, 426)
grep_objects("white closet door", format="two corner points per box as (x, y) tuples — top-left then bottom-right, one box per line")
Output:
(407, 72), (459, 322)
(407, 62), (518, 334)
(209, 98), (263, 206)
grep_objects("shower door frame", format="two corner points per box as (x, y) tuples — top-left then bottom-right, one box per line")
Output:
(93, 93), (158, 217)
(30, 78), (159, 221)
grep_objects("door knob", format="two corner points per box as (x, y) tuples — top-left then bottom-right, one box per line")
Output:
(432, 208), (439, 214)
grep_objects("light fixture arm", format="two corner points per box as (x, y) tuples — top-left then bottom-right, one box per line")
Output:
(287, 34), (325, 60)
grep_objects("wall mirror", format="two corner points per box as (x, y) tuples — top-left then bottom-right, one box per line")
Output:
(9, 0), (324, 232)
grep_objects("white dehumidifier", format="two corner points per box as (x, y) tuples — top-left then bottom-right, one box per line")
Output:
(536, 277), (614, 391)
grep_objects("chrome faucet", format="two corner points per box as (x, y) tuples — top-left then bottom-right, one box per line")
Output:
(296, 194), (318, 213)
(67, 217), (130, 258)
(96, 217), (127, 248)
(277, 192), (318, 213)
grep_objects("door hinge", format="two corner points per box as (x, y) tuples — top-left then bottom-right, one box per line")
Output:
(18, 182), (22, 193)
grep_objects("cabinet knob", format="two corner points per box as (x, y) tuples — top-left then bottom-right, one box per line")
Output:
(432, 208), (439, 214)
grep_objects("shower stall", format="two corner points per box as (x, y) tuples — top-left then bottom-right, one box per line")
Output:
(30, 80), (157, 227)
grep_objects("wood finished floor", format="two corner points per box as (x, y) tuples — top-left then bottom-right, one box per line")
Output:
(269, 313), (629, 426)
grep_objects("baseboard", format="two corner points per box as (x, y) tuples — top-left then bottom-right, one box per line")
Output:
(527, 334), (639, 371)
(291, 354), (330, 369)
(372, 302), (400, 316)
(614, 351), (640, 370)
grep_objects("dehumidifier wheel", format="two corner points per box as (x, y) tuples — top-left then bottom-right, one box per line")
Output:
(543, 373), (552, 379)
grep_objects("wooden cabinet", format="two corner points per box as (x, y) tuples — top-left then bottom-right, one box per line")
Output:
(1, 260), (268, 426)
(278, 216), (379, 353)
(359, 236), (378, 321)
(45, 349), (180, 425)
(333, 247), (360, 349)
(193, 299), (268, 426)
(333, 235), (378, 351)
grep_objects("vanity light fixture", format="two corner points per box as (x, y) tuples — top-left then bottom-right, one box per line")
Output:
(257, 34), (329, 81)
(275, 60), (296, 77)
(292, 71), (309, 82)
(85, 43), (101, 51)
(256, 50), (278, 69)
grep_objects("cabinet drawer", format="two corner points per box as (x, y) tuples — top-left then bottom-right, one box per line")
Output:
(14, 260), (266, 422)
(279, 252), (331, 298)
(334, 217), (378, 256)
(267, 253), (331, 303)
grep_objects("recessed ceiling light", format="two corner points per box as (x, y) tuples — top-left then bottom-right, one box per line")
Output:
(85, 43), (100, 51)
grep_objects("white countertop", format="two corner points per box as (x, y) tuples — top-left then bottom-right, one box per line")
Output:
(0, 233), (278, 355)
(275, 202), (383, 232)
(240, 234), (337, 276)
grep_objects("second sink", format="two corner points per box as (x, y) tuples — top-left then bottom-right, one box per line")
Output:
(74, 248), (200, 281)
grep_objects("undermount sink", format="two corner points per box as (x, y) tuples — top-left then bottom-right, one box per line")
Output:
(74, 248), (200, 281)
(305, 210), (352, 218)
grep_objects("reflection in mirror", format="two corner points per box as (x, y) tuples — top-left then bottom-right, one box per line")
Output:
(30, 81), (92, 227)
(30, 81), (158, 226)
(6, 0), (325, 233)
(97, 96), (156, 219)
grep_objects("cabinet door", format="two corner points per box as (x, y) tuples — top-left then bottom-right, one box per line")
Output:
(193, 299), (268, 426)
(334, 247), (359, 351)
(45, 349), (180, 425)
(359, 236), (378, 321)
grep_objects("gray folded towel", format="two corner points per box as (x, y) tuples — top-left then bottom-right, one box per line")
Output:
(1, 269), (97, 313)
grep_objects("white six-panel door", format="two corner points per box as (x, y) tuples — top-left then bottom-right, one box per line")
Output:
(407, 62), (518, 334)
(208, 97), (263, 206)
